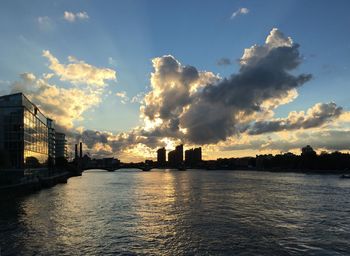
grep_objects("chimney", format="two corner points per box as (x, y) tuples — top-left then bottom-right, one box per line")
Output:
(75, 144), (78, 160)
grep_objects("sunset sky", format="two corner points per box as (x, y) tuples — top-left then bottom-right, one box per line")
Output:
(1, 0), (350, 161)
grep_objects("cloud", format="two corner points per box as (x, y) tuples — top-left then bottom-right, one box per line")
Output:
(78, 130), (108, 148)
(240, 28), (293, 66)
(131, 92), (145, 104)
(116, 91), (129, 104)
(248, 103), (343, 135)
(115, 91), (145, 105)
(140, 55), (219, 141)
(108, 57), (117, 67)
(263, 130), (350, 152)
(218, 128), (350, 154)
(217, 58), (232, 66)
(76, 12), (89, 20)
(72, 126), (166, 159)
(42, 50), (116, 87)
(4, 28), (347, 161)
(7, 51), (116, 131)
(9, 73), (102, 129)
(63, 11), (89, 22)
(141, 28), (312, 145)
(231, 8), (249, 19)
(116, 91), (127, 98)
(37, 16), (53, 30)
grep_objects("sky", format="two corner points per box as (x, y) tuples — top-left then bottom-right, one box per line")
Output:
(1, 0), (350, 161)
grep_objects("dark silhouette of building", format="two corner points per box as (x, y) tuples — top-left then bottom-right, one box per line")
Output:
(176, 144), (183, 162)
(168, 150), (176, 166)
(185, 147), (202, 166)
(168, 144), (183, 167)
(157, 147), (166, 166)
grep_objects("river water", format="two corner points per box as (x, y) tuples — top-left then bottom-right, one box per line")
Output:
(1, 169), (350, 255)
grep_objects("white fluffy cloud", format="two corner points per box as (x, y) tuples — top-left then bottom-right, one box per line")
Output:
(9, 51), (116, 130)
(63, 11), (89, 22)
(10, 73), (102, 129)
(231, 8), (250, 19)
(240, 28), (293, 66)
(116, 91), (129, 104)
(42, 50), (116, 87)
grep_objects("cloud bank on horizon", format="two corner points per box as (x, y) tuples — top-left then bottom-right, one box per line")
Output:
(4, 28), (350, 160)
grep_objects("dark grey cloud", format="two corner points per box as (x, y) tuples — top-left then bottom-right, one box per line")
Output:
(141, 28), (314, 145)
(72, 127), (165, 158)
(217, 58), (232, 66)
(142, 56), (199, 121)
(78, 130), (108, 148)
(180, 44), (311, 144)
(248, 103), (343, 135)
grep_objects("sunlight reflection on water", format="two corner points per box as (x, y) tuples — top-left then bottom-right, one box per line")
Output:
(1, 170), (350, 255)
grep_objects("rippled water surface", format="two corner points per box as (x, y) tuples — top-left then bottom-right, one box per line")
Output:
(1, 170), (350, 255)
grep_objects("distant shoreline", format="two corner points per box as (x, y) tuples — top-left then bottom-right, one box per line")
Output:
(1, 167), (348, 200)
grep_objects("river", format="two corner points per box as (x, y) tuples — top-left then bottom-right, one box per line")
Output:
(1, 169), (350, 255)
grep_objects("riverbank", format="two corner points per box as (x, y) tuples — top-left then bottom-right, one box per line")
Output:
(0, 171), (81, 199)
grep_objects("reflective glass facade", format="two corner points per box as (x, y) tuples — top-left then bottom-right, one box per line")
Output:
(0, 93), (50, 169)
(47, 118), (55, 166)
(23, 108), (49, 167)
(55, 132), (67, 159)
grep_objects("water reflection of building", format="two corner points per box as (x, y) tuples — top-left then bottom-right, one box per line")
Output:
(0, 93), (66, 170)
(157, 147), (166, 166)
(168, 144), (183, 167)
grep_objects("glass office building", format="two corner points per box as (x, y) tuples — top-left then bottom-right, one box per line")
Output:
(0, 93), (51, 169)
(47, 118), (55, 166)
(55, 132), (68, 159)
